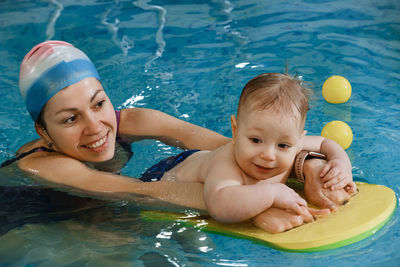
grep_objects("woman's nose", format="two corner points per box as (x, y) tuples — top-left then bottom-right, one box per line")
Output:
(83, 113), (102, 135)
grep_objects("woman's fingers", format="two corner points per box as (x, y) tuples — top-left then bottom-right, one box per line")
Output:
(345, 182), (358, 195)
(308, 207), (331, 216)
(314, 191), (339, 211)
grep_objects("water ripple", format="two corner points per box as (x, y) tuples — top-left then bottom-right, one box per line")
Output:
(46, 0), (63, 40)
(101, 1), (135, 57)
(133, 0), (167, 71)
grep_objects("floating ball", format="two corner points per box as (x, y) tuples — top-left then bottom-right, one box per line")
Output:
(321, 120), (353, 149)
(322, 75), (352, 104)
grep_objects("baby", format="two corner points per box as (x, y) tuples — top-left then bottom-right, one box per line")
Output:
(141, 73), (356, 232)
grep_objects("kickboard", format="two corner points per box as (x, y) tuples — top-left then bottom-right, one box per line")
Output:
(141, 182), (396, 252)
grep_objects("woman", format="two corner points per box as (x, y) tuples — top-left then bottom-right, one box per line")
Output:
(5, 41), (353, 232)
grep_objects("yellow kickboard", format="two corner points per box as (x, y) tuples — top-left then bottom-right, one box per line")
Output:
(141, 182), (396, 252)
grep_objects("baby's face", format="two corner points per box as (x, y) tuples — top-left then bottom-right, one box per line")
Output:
(233, 108), (304, 181)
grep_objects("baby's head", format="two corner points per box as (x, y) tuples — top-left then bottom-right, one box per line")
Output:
(237, 72), (311, 132)
(231, 73), (312, 180)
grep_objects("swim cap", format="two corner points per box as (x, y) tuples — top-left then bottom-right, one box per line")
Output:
(19, 40), (100, 121)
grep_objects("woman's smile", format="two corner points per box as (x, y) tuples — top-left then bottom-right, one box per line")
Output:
(83, 132), (109, 152)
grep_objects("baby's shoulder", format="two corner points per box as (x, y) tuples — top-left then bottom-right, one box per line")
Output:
(206, 145), (245, 180)
(208, 143), (236, 165)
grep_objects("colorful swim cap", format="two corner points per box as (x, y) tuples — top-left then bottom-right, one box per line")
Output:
(19, 40), (100, 121)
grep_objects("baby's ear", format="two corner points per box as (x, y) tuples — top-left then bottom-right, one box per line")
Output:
(230, 115), (238, 140)
(298, 130), (307, 151)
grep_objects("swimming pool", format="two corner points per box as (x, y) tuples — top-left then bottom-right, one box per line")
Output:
(0, 0), (399, 265)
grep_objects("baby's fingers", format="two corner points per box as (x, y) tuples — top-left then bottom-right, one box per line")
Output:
(287, 205), (313, 222)
(326, 178), (350, 191)
(319, 162), (332, 178)
(321, 168), (340, 183)
(323, 173), (346, 189)
(288, 203), (306, 215)
(287, 196), (308, 214)
(301, 208), (314, 223)
(297, 196), (308, 207)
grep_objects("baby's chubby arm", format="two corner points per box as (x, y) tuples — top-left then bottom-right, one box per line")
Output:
(302, 136), (356, 193)
(203, 167), (311, 223)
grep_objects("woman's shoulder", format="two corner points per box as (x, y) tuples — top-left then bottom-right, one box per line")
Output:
(119, 107), (151, 119)
(17, 139), (46, 155)
(118, 107), (159, 136)
(16, 139), (67, 169)
(17, 141), (86, 174)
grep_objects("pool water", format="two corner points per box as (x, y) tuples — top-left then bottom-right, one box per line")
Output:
(0, 0), (399, 266)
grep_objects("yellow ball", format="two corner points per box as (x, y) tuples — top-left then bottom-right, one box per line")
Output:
(321, 121), (353, 149)
(322, 75), (352, 104)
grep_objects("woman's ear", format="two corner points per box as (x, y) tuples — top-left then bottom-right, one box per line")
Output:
(230, 115), (238, 140)
(35, 122), (52, 144)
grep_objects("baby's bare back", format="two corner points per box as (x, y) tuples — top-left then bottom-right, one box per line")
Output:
(161, 144), (232, 183)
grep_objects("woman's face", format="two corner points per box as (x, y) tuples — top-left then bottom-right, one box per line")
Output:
(41, 77), (117, 162)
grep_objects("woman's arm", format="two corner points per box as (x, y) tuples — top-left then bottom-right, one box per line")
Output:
(118, 108), (230, 150)
(253, 207), (318, 233)
(301, 136), (355, 191)
(19, 152), (207, 210)
(303, 158), (354, 211)
(302, 135), (349, 162)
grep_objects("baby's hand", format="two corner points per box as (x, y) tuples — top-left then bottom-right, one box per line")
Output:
(320, 159), (357, 194)
(271, 183), (309, 215)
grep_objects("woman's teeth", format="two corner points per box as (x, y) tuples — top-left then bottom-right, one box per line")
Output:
(86, 135), (107, 148)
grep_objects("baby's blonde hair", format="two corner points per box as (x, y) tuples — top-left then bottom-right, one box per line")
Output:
(237, 73), (312, 128)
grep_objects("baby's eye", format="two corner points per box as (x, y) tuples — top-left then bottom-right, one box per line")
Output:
(250, 137), (262, 144)
(278, 143), (291, 149)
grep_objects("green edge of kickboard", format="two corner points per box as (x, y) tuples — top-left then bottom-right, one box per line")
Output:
(140, 207), (396, 252)
(140, 183), (397, 252)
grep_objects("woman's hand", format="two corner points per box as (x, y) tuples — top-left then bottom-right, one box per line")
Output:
(304, 158), (357, 211)
(252, 207), (329, 233)
(319, 158), (357, 193)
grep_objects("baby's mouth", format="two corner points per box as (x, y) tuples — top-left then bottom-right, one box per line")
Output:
(254, 163), (274, 172)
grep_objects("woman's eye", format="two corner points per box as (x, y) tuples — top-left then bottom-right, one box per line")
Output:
(250, 138), (262, 144)
(64, 115), (76, 124)
(95, 100), (105, 108)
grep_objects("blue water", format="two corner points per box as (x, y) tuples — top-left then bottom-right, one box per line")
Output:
(0, 0), (399, 266)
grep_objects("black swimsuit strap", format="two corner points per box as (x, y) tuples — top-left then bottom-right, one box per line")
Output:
(0, 146), (54, 168)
